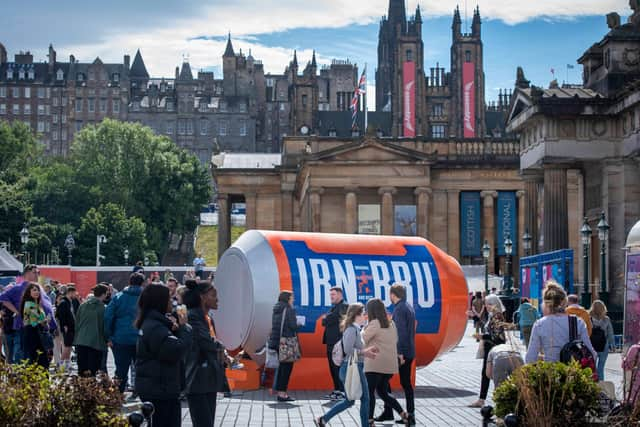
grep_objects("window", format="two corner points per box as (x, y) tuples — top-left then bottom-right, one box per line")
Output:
(37, 121), (45, 132)
(100, 99), (107, 113)
(52, 114), (58, 123)
(166, 121), (174, 135)
(24, 104), (31, 115)
(0, 87), (5, 97)
(166, 101), (174, 111)
(240, 120), (247, 136)
(12, 104), (20, 114)
(132, 101), (140, 111)
(219, 120), (227, 136)
(112, 73), (120, 82)
(178, 120), (186, 135)
(75, 121), (83, 132)
(37, 105), (45, 115)
(112, 100), (120, 113)
(53, 131), (59, 140)
(239, 102), (247, 113)
(56, 69), (64, 80)
(77, 73), (84, 82)
(328, 129), (337, 137)
(88, 98), (95, 113)
(61, 130), (67, 140)
(220, 102), (227, 113)
(61, 115), (67, 124)
(6, 69), (12, 80)
(280, 103), (285, 111)
(24, 87), (30, 98)
(11, 87), (19, 98)
(431, 124), (446, 139)
(37, 88), (45, 99)
(186, 120), (193, 135)
(62, 96), (67, 105)
(200, 119), (208, 135)
(75, 98), (83, 112)
(406, 50), (413, 62)
(0, 104), (5, 114)
(302, 94), (308, 111)
(18, 69), (25, 80)
(432, 103), (443, 117)
(465, 50), (471, 63)
(28, 69), (34, 80)
(52, 97), (59, 107)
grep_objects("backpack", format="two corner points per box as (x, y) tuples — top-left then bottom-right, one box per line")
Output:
(590, 318), (607, 352)
(560, 315), (597, 380)
(331, 325), (355, 366)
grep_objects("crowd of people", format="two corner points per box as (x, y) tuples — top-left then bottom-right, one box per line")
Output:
(467, 280), (640, 410)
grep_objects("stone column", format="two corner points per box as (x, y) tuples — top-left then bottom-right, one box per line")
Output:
(516, 190), (526, 258)
(310, 188), (324, 232)
(447, 190), (461, 259)
(217, 193), (231, 261)
(245, 192), (257, 230)
(481, 190), (498, 273)
(345, 186), (358, 234)
(543, 167), (568, 251)
(523, 175), (541, 254)
(379, 187), (397, 235)
(415, 187), (432, 239)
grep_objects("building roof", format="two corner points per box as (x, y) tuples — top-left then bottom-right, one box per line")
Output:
(540, 86), (603, 99)
(130, 49), (149, 79)
(224, 34), (235, 57)
(212, 153), (281, 169)
(179, 61), (194, 81)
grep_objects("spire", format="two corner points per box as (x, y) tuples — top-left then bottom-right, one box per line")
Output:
(453, 5), (461, 23)
(224, 33), (235, 57)
(472, 6), (481, 37)
(388, 0), (406, 24)
(130, 49), (149, 79)
(415, 5), (422, 23)
(515, 66), (530, 89)
(292, 50), (298, 67)
(311, 50), (317, 67)
(452, 5), (462, 37)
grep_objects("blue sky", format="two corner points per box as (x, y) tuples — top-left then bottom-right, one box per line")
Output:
(0, 0), (630, 108)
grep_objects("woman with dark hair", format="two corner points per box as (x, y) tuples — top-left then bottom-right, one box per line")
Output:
(21, 282), (51, 369)
(268, 291), (301, 401)
(134, 285), (192, 427)
(363, 298), (409, 425)
(183, 279), (225, 427)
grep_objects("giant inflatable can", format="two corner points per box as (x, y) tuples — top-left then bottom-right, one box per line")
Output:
(214, 230), (468, 370)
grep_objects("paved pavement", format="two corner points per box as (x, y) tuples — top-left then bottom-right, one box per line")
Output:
(115, 321), (625, 426)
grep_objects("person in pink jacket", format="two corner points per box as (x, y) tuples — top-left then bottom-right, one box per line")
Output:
(623, 341), (640, 406)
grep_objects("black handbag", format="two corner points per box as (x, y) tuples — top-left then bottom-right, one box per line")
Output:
(38, 325), (54, 351)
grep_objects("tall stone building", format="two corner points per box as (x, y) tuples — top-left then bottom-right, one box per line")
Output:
(507, 4), (640, 320)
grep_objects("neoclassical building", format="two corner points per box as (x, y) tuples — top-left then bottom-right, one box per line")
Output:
(213, 135), (524, 278)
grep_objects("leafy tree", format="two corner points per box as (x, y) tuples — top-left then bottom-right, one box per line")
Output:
(75, 203), (147, 266)
(0, 120), (43, 183)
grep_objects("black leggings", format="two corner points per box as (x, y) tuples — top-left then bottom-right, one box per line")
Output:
(274, 361), (294, 392)
(480, 341), (494, 400)
(366, 372), (404, 419)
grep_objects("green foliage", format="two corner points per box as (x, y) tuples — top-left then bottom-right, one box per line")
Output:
(0, 120), (43, 183)
(0, 361), (127, 426)
(494, 360), (600, 426)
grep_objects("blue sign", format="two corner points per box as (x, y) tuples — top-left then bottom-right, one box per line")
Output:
(460, 192), (481, 257)
(496, 191), (517, 255)
(280, 240), (442, 334)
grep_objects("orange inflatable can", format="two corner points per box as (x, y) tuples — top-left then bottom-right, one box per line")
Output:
(214, 231), (468, 388)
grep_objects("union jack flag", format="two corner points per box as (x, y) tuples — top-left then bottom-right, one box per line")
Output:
(356, 66), (367, 95)
(350, 67), (367, 129)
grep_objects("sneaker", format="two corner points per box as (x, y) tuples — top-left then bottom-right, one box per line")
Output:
(331, 391), (345, 400)
(374, 412), (394, 422)
(277, 395), (295, 402)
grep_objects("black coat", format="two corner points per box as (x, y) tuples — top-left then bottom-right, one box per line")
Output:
(183, 307), (225, 395)
(56, 298), (75, 333)
(322, 301), (348, 346)
(268, 301), (298, 351)
(134, 310), (192, 400)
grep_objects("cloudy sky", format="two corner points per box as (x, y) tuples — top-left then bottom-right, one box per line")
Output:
(1, 0), (630, 109)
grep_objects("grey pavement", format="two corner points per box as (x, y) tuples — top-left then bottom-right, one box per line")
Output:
(112, 321), (625, 426)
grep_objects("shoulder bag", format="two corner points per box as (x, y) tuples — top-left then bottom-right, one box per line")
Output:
(278, 308), (302, 363)
(344, 349), (362, 400)
(265, 308), (287, 369)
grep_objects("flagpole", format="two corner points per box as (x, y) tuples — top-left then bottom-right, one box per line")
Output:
(364, 63), (368, 134)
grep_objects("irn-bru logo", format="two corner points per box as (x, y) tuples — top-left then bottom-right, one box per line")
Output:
(280, 240), (442, 334)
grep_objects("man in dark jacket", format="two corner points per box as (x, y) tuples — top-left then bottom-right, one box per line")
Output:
(322, 287), (348, 400)
(376, 284), (416, 425)
(105, 273), (144, 393)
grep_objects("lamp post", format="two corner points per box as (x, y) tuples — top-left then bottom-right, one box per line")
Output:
(522, 229), (532, 257)
(581, 217), (592, 307)
(504, 234), (513, 296)
(96, 235), (107, 266)
(124, 249), (129, 265)
(597, 212), (610, 305)
(64, 234), (75, 266)
(482, 240), (491, 294)
(20, 224), (29, 264)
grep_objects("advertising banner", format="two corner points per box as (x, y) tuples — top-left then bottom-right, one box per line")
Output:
(624, 253), (640, 351)
(460, 192), (481, 257)
(403, 61), (416, 137)
(496, 191), (517, 255)
(463, 62), (476, 138)
(394, 205), (417, 236)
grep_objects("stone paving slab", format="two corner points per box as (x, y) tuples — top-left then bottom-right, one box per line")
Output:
(113, 321), (625, 426)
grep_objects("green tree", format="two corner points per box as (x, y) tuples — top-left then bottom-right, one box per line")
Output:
(75, 203), (147, 266)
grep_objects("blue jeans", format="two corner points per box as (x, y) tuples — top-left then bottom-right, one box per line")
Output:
(112, 343), (137, 393)
(6, 330), (23, 364)
(596, 348), (609, 381)
(322, 361), (369, 427)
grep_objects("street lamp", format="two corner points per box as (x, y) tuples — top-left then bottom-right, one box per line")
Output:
(522, 229), (532, 257)
(580, 218), (592, 307)
(64, 234), (75, 266)
(20, 224), (29, 263)
(597, 212), (610, 305)
(504, 234), (513, 296)
(96, 235), (107, 266)
(123, 249), (129, 265)
(482, 240), (491, 294)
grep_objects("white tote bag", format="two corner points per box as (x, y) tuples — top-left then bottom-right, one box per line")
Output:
(344, 351), (362, 400)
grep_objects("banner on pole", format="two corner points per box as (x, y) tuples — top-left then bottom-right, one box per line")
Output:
(463, 62), (476, 138)
(403, 61), (416, 137)
(496, 191), (517, 255)
(460, 192), (481, 257)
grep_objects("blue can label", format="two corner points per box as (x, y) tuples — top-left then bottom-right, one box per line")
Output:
(280, 240), (442, 334)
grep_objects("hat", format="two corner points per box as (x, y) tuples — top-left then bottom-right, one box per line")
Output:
(132, 265), (144, 273)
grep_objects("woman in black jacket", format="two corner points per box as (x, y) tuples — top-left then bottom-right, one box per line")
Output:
(183, 279), (226, 427)
(134, 285), (192, 427)
(268, 291), (300, 402)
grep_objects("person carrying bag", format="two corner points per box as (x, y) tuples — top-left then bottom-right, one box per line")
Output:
(268, 291), (301, 402)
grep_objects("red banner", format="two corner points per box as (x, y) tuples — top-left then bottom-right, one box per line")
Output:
(463, 62), (476, 138)
(403, 62), (416, 138)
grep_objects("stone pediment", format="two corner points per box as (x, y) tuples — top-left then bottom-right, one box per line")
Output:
(507, 88), (533, 125)
(310, 139), (434, 163)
